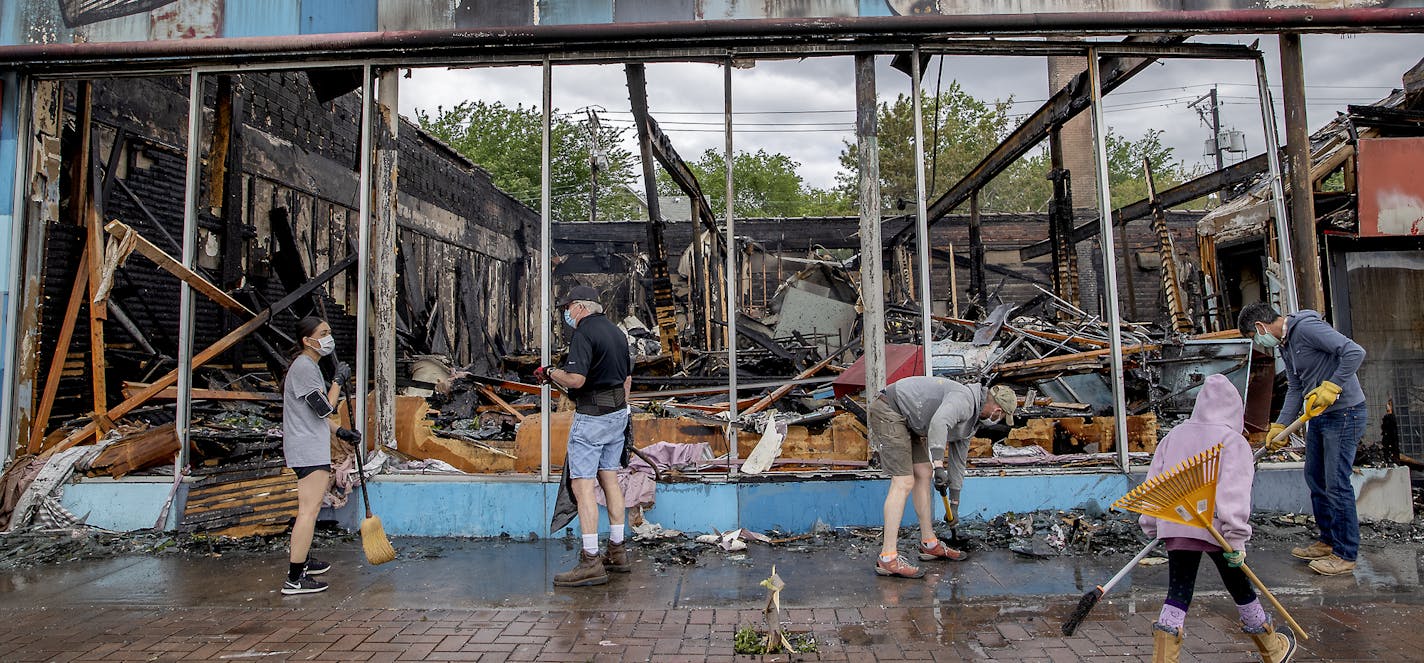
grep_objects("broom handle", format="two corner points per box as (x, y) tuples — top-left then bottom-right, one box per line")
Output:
(1201, 521), (1308, 641)
(1101, 538), (1160, 594)
(343, 380), (375, 519)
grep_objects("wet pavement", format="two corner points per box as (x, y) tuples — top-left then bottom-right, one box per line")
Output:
(0, 533), (1421, 661)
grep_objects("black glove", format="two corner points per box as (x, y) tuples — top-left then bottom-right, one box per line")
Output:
(333, 361), (353, 388)
(533, 365), (553, 385)
(933, 467), (951, 494)
(335, 427), (362, 447)
(620, 417), (635, 468)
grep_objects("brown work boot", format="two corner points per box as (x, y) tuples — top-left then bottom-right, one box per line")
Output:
(553, 550), (609, 587)
(1151, 623), (1182, 663)
(604, 541), (631, 573)
(1290, 540), (1332, 561)
(874, 554), (925, 579)
(1308, 553), (1356, 576)
(918, 539), (968, 562)
(1245, 619), (1297, 663)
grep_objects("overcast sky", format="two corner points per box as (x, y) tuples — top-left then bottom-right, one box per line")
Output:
(400, 34), (1422, 193)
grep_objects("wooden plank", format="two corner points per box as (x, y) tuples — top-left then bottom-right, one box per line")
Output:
(105, 221), (255, 316)
(29, 245), (90, 453)
(739, 342), (856, 417)
(75, 82), (111, 434)
(475, 385), (525, 420)
(329, 205), (348, 310)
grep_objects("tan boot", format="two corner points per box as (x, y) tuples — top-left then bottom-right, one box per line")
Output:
(1308, 553), (1356, 576)
(604, 541), (631, 573)
(1151, 623), (1182, 663)
(553, 550), (609, 587)
(1245, 619), (1297, 663)
(1290, 540), (1332, 560)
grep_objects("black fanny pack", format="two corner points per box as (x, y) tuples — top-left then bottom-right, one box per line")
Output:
(574, 387), (626, 416)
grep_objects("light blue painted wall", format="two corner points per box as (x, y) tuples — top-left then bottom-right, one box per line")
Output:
(225, 0), (302, 37)
(61, 471), (1265, 536)
(0, 73), (20, 455)
(300, 0), (378, 34)
(62, 480), (177, 531)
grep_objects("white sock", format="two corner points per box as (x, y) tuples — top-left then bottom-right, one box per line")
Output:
(582, 533), (599, 555)
(610, 524), (625, 545)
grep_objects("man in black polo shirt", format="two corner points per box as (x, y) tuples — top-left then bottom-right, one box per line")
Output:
(537, 285), (633, 587)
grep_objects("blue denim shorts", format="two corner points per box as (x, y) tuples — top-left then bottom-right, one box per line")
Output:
(567, 408), (630, 479)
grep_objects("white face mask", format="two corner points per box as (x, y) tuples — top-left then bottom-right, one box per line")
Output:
(315, 336), (336, 356)
(979, 415), (1002, 427)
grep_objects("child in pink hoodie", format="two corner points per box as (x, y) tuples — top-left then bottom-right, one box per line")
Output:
(1139, 374), (1295, 662)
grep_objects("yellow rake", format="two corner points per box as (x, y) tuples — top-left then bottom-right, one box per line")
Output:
(1113, 443), (1307, 641)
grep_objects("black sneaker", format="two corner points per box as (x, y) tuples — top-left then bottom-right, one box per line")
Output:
(281, 575), (328, 595)
(304, 558), (331, 576)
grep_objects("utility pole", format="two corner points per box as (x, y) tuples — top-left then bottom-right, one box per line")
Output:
(1280, 34), (1325, 312)
(586, 108), (602, 224)
(1190, 86), (1224, 172)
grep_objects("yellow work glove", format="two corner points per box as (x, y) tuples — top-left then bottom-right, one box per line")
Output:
(1266, 423), (1289, 451)
(1304, 380), (1343, 418)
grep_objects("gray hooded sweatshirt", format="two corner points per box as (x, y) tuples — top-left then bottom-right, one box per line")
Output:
(1277, 310), (1366, 425)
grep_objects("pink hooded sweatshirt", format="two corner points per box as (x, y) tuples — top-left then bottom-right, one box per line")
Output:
(1139, 373), (1254, 552)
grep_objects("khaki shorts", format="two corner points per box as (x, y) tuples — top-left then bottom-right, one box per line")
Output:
(868, 395), (929, 477)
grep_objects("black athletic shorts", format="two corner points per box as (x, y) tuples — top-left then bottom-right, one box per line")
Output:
(292, 464), (331, 480)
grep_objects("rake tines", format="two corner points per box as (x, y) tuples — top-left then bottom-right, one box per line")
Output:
(1111, 442), (1308, 641)
(1114, 444), (1223, 527)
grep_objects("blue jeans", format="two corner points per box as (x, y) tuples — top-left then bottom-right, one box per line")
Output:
(566, 408), (630, 479)
(1303, 402), (1366, 561)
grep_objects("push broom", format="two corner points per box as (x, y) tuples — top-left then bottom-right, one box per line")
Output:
(343, 382), (397, 565)
(1111, 443), (1307, 640)
(1059, 423), (1300, 637)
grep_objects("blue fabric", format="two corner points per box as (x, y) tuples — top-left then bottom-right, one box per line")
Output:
(566, 409), (630, 479)
(1303, 402), (1366, 561)
(1277, 310), (1366, 424)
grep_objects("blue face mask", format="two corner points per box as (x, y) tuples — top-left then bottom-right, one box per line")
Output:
(1253, 323), (1279, 349)
(563, 309), (578, 329)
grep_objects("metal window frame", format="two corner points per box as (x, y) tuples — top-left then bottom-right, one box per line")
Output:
(0, 39), (1297, 482)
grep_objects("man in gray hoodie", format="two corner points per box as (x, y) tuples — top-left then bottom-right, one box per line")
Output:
(867, 376), (1017, 578)
(1239, 302), (1366, 576)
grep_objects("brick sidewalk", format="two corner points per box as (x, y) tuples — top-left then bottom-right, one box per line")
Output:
(1, 598), (1419, 662)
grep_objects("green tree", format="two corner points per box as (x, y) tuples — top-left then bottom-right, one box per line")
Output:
(658, 148), (852, 218)
(837, 83), (1053, 214)
(415, 101), (643, 222)
(1104, 127), (1200, 208)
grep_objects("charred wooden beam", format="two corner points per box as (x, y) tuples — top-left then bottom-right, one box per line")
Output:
(1144, 159), (1194, 334)
(105, 221), (255, 316)
(1046, 127), (1080, 310)
(51, 252), (359, 452)
(625, 63), (682, 364)
(889, 34), (1187, 246)
(1020, 153), (1268, 260)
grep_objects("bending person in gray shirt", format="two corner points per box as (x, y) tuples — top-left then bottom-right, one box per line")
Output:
(867, 376), (1017, 578)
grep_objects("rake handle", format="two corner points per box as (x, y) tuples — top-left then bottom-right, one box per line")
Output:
(1200, 519), (1308, 641)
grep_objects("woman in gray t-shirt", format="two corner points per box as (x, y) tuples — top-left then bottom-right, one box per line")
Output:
(281, 316), (360, 595)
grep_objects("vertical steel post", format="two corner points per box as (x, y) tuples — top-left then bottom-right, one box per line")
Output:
(1, 74), (30, 460)
(355, 65), (373, 450)
(1255, 56), (1299, 314)
(540, 58), (553, 483)
(1086, 50), (1130, 472)
(176, 69), (203, 468)
(911, 47), (933, 375)
(724, 60), (739, 466)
